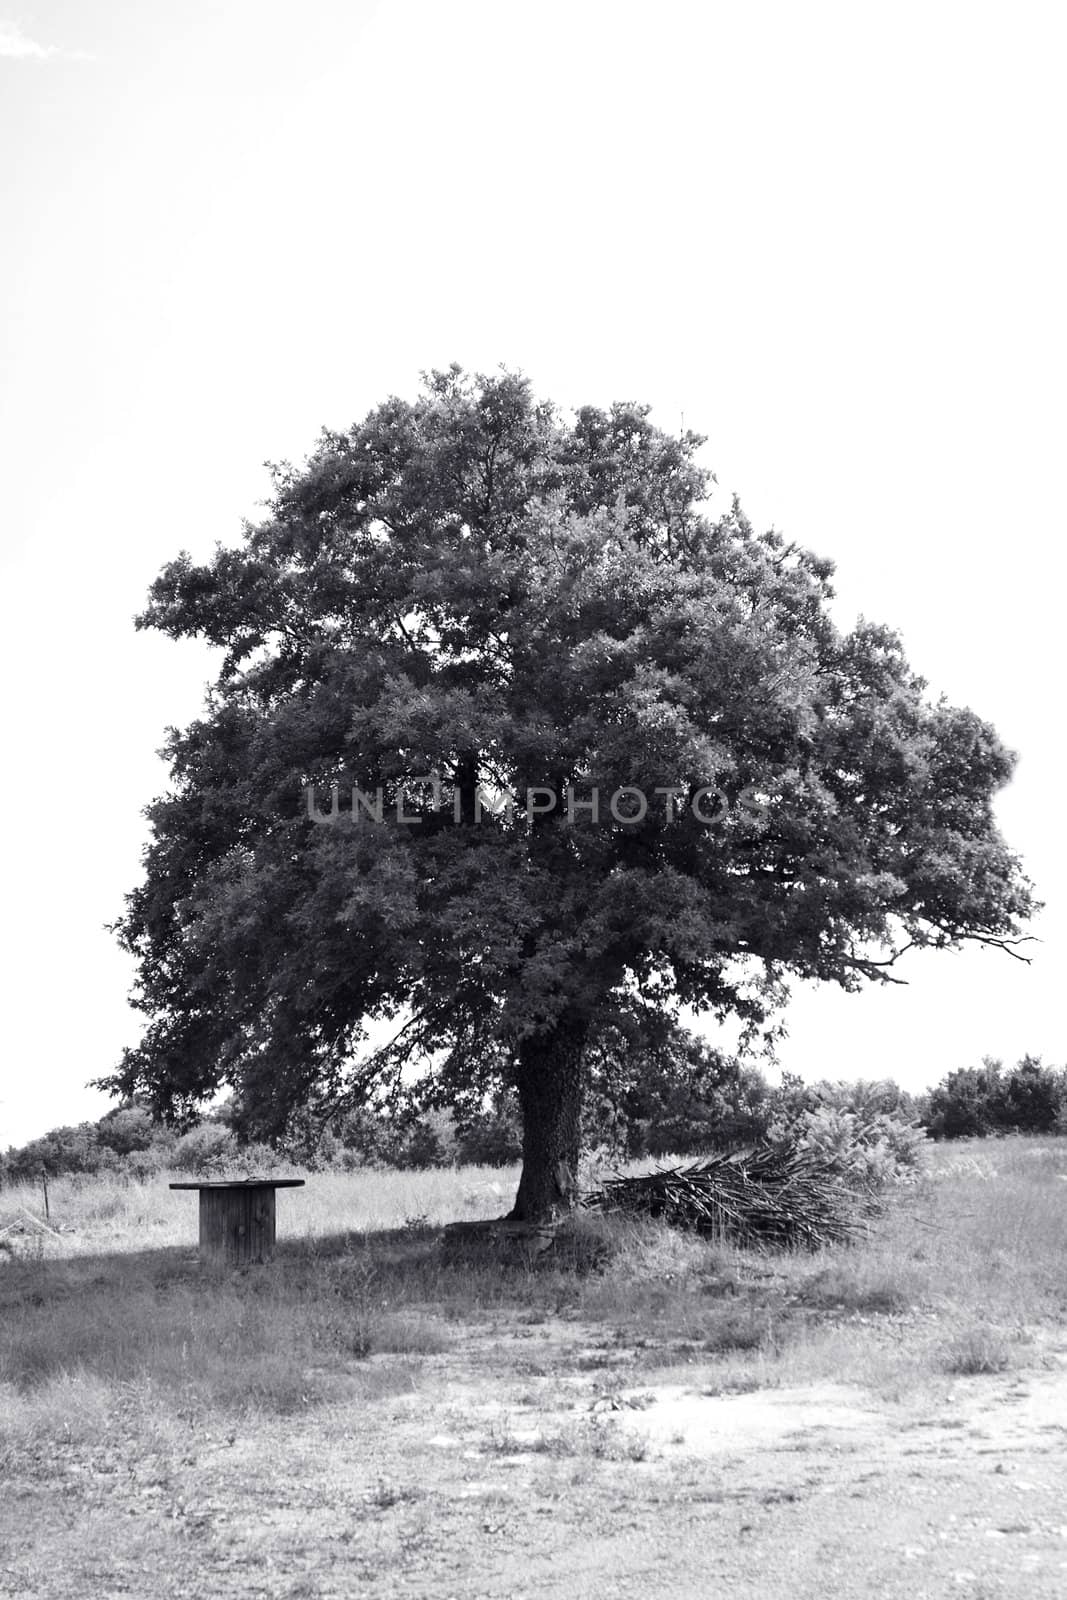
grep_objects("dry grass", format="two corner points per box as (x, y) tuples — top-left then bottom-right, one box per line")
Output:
(0, 1163), (518, 1252)
(2, 1136), (1066, 1461)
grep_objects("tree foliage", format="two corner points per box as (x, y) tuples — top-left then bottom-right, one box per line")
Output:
(103, 367), (1035, 1219)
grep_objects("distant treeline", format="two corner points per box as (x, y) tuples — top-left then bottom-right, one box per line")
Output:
(2, 1049), (1064, 1186)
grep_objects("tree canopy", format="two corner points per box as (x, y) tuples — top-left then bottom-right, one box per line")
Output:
(106, 366), (1035, 1220)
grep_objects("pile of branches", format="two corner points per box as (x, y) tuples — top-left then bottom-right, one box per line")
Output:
(583, 1144), (876, 1250)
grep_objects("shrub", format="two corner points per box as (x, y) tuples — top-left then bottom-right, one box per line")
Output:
(96, 1105), (169, 1159)
(772, 1105), (927, 1189)
(993, 1056), (1063, 1133)
(455, 1093), (523, 1166)
(331, 1106), (397, 1166)
(2, 1123), (117, 1181)
(168, 1124), (239, 1174)
(392, 1108), (459, 1169)
(804, 1077), (923, 1122)
(924, 1056), (1067, 1140)
(585, 1026), (774, 1158)
(925, 1059), (1007, 1139)
(122, 1148), (167, 1181)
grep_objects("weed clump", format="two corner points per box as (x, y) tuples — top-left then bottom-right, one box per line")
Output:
(942, 1323), (1016, 1375)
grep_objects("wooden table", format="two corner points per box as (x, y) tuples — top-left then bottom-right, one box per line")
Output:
(169, 1178), (306, 1265)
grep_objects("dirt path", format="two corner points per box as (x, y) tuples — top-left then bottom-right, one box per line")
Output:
(5, 1327), (1067, 1599)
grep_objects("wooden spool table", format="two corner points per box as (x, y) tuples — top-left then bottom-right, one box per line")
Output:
(169, 1178), (305, 1266)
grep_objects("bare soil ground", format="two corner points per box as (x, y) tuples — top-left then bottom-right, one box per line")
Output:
(5, 1313), (1067, 1599)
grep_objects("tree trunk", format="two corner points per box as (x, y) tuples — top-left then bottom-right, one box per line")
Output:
(509, 1012), (588, 1223)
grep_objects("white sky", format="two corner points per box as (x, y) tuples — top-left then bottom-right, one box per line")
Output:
(2, 0), (1065, 1147)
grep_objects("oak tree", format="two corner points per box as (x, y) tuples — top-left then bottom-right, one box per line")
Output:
(107, 367), (1035, 1221)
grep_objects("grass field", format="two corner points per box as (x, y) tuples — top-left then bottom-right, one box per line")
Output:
(3, 1139), (1067, 1598)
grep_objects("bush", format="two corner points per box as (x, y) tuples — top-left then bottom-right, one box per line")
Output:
(585, 1027), (774, 1158)
(2, 1123), (117, 1182)
(392, 1109), (459, 1169)
(455, 1093), (523, 1166)
(122, 1148), (167, 1181)
(804, 1077), (923, 1122)
(168, 1124), (239, 1174)
(96, 1105), (170, 1159)
(771, 1105), (927, 1189)
(329, 1107), (396, 1166)
(994, 1056), (1063, 1133)
(924, 1056), (1067, 1140)
(924, 1059), (1005, 1139)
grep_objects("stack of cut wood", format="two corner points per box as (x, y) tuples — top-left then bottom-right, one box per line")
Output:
(583, 1145), (872, 1250)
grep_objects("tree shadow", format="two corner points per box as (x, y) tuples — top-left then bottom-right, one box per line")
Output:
(0, 1221), (447, 1292)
